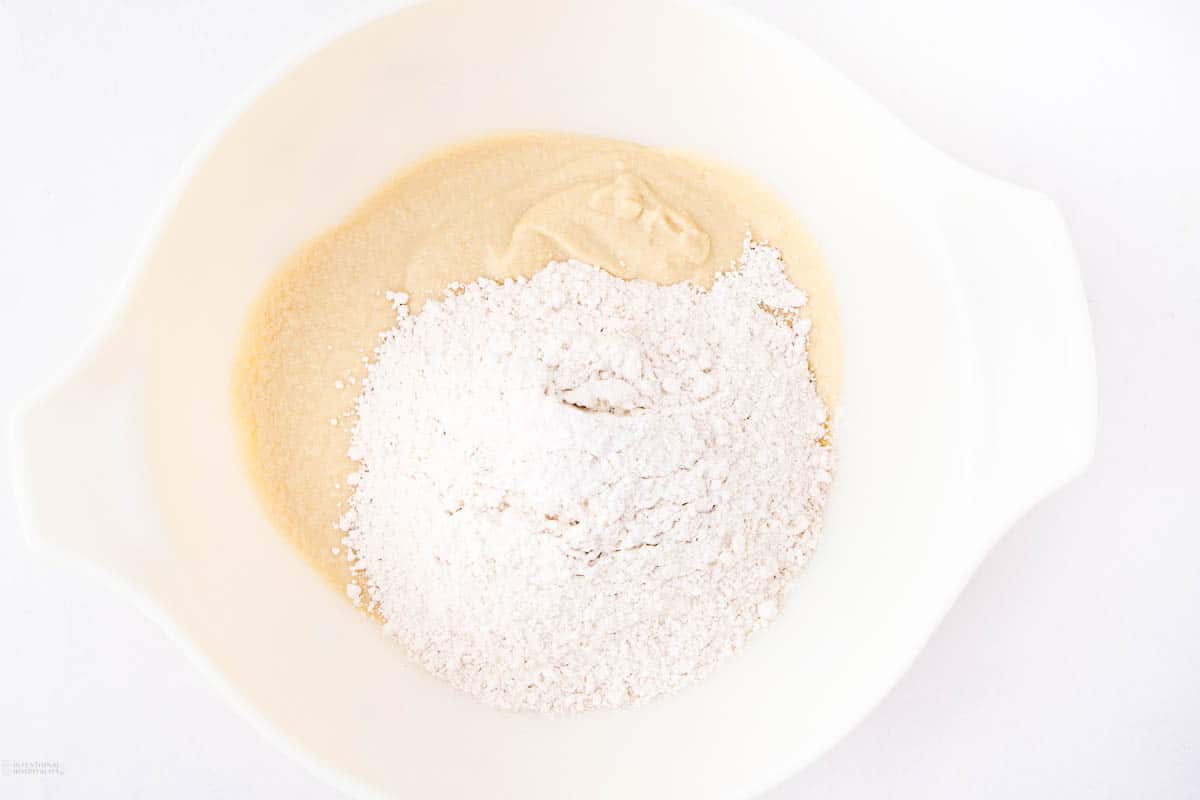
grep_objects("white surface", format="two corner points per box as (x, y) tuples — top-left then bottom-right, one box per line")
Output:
(0, 1), (1195, 798)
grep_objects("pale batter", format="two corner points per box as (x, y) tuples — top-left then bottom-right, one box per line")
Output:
(235, 132), (842, 589)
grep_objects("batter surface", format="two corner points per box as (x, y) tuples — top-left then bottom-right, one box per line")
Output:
(235, 132), (842, 589)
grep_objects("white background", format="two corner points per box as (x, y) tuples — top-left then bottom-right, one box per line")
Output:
(1, 1), (1197, 797)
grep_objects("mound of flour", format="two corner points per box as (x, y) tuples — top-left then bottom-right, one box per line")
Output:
(340, 241), (832, 713)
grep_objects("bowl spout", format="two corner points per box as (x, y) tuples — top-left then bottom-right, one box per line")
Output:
(937, 167), (1097, 539)
(10, 313), (170, 589)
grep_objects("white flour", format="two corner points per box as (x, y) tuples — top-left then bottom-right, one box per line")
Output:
(341, 241), (832, 713)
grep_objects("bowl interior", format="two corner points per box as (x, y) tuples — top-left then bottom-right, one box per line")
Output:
(136, 1), (973, 797)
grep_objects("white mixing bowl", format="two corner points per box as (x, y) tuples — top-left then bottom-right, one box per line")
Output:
(11, 0), (1096, 797)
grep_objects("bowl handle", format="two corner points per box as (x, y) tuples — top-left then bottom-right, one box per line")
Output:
(9, 314), (170, 588)
(936, 168), (1097, 533)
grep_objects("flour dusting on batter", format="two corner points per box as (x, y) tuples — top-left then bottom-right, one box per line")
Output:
(340, 240), (832, 714)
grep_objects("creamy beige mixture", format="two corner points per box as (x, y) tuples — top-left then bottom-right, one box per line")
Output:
(235, 133), (842, 589)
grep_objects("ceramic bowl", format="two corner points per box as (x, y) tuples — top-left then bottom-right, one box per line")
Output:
(11, 1), (1096, 797)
